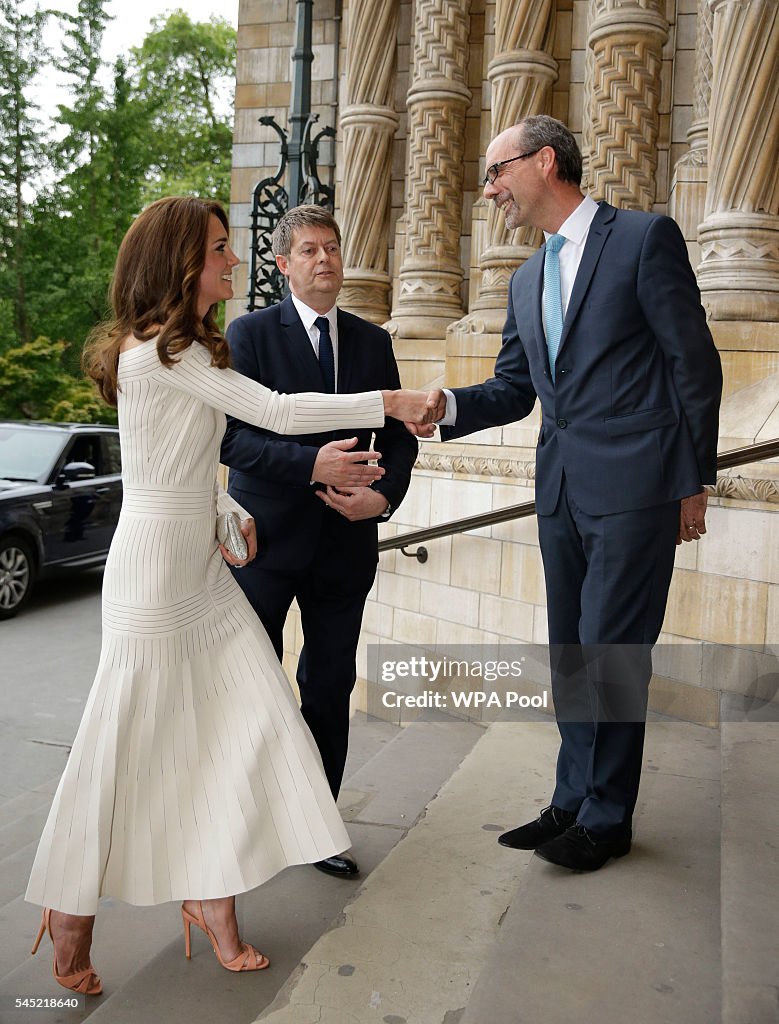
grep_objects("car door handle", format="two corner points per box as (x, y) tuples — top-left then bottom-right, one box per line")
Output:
(33, 500), (53, 511)
(95, 487), (111, 494)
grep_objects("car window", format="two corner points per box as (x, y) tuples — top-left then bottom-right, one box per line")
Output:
(65, 435), (103, 475)
(0, 426), (69, 482)
(102, 433), (122, 475)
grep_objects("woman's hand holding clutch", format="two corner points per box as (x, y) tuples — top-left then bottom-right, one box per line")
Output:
(218, 515), (257, 568)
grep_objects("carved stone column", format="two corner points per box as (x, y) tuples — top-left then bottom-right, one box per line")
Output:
(338, 0), (399, 324)
(668, 0), (714, 244)
(450, 0), (558, 354)
(385, 0), (472, 343)
(587, 0), (669, 210)
(697, 0), (779, 321)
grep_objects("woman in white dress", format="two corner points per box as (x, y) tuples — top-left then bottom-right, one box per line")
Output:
(25, 196), (432, 992)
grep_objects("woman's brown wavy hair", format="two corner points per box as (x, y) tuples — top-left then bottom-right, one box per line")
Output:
(84, 196), (232, 406)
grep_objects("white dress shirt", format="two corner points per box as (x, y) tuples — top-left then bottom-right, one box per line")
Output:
(544, 194), (599, 316)
(290, 293), (339, 391)
(440, 194), (600, 424)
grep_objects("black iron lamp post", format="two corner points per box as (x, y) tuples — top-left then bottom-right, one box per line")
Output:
(247, 0), (336, 310)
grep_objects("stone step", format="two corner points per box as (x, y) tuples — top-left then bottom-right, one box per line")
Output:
(81, 715), (483, 1024)
(721, 721), (779, 1024)
(251, 719), (558, 1024)
(0, 714), (481, 1024)
(460, 720), (723, 1024)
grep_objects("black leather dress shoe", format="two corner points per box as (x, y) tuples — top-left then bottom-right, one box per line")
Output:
(498, 806), (577, 850)
(534, 824), (632, 871)
(313, 853), (360, 877)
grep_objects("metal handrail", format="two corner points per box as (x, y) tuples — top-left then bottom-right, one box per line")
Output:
(379, 438), (779, 563)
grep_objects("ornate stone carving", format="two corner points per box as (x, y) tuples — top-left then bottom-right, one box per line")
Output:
(698, 0), (779, 321)
(449, 0), (558, 345)
(412, 452), (779, 505)
(587, 0), (669, 210)
(415, 450), (537, 480)
(709, 475), (779, 504)
(385, 0), (472, 342)
(669, 0), (714, 240)
(339, 0), (400, 324)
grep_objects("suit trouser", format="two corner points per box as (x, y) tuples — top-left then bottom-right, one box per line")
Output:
(232, 533), (377, 799)
(537, 476), (679, 832)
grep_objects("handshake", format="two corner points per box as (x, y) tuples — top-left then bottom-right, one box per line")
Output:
(381, 388), (446, 437)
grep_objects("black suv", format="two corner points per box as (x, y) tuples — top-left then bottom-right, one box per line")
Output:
(0, 421), (122, 619)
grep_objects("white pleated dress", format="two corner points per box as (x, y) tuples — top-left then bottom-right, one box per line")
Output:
(26, 341), (385, 916)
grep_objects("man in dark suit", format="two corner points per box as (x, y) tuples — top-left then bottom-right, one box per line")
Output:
(422, 115), (722, 871)
(221, 206), (418, 878)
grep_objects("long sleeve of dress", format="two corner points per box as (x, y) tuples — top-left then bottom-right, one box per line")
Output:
(215, 482), (250, 520)
(158, 343), (385, 435)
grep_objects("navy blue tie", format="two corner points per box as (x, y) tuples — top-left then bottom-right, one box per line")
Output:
(314, 316), (335, 393)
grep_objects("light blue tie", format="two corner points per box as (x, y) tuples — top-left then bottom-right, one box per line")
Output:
(543, 233), (567, 381)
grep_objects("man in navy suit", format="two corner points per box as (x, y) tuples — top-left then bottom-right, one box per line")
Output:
(423, 116), (722, 871)
(221, 206), (418, 878)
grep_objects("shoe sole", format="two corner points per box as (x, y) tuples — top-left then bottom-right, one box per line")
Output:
(534, 842), (632, 871)
(497, 834), (563, 851)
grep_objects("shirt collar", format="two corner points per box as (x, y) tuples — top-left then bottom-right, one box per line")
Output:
(290, 292), (337, 333)
(544, 194), (599, 246)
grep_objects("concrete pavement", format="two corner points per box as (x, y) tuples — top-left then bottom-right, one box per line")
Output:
(1, 573), (778, 1023)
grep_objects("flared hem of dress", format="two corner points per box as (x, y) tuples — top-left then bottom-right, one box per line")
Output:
(26, 591), (351, 917)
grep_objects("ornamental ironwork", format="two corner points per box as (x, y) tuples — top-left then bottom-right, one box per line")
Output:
(246, 0), (337, 310)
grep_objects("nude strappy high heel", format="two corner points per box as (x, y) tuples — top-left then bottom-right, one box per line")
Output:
(181, 901), (270, 972)
(31, 909), (103, 996)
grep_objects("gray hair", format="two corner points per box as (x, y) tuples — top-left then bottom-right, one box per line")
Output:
(271, 205), (342, 256)
(517, 115), (583, 187)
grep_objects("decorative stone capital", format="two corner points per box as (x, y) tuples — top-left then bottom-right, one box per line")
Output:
(340, 104), (399, 134)
(588, 1), (669, 45)
(698, 0), (779, 319)
(487, 49), (559, 85)
(698, 214), (779, 321)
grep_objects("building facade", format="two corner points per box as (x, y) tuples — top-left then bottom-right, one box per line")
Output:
(230, 0), (779, 721)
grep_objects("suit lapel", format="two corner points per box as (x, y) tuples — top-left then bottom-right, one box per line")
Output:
(527, 250), (549, 373)
(556, 202), (615, 359)
(336, 309), (355, 392)
(279, 294), (326, 389)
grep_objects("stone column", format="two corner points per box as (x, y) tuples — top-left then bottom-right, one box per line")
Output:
(668, 0), (714, 251)
(697, 0), (779, 321)
(338, 0), (400, 324)
(443, 0), (558, 388)
(587, 0), (669, 210)
(385, 0), (472, 344)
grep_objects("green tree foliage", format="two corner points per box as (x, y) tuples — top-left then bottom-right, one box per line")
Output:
(0, 0), (48, 349)
(0, 336), (115, 423)
(0, 4), (236, 419)
(130, 10), (235, 203)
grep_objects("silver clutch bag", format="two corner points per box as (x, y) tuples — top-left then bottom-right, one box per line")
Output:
(216, 511), (248, 561)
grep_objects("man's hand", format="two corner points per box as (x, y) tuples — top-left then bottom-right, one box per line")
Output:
(403, 389), (446, 437)
(312, 437), (385, 487)
(677, 490), (708, 544)
(316, 485), (389, 522)
(382, 388), (443, 424)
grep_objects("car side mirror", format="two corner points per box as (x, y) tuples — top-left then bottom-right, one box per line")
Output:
(60, 461), (96, 483)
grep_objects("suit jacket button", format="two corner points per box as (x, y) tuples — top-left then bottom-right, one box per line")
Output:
(556, 418), (568, 428)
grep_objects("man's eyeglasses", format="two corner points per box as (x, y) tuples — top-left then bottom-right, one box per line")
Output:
(482, 149), (542, 186)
